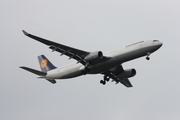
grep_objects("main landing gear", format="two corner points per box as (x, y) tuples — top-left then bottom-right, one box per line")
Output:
(100, 75), (110, 85)
(146, 52), (151, 60)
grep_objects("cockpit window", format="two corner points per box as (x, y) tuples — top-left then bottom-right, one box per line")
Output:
(153, 40), (159, 42)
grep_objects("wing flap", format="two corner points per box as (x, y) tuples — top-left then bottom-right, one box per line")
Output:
(102, 65), (133, 88)
(120, 78), (133, 87)
(49, 45), (87, 65)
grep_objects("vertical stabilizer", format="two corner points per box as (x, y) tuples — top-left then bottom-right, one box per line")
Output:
(38, 55), (56, 72)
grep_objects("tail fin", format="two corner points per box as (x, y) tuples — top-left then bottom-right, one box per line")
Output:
(38, 55), (56, 72)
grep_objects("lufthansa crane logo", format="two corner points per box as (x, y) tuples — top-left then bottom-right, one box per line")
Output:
(41, 59), (48, 68)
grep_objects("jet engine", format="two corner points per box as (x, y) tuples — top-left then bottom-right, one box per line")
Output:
(84, 51), (103, 61)
(117, 69), (136, 78)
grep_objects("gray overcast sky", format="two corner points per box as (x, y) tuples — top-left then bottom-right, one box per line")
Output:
(1, 0), (180, 120)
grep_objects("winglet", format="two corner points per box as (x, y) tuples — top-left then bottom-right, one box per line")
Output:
(22, 30), (29, 36)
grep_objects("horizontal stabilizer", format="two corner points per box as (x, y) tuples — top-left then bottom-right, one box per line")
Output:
(20, 66), (47, 76)
(46, 79), (56, 84)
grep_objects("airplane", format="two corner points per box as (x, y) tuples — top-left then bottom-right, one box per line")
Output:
(20, 30), (163, 87)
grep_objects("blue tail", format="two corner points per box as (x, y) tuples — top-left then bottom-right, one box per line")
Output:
(38, 55), (57, 72)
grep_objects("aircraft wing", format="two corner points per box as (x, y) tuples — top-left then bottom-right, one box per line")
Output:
(103, 65), (133, 87)
(22, 30), (90, 65)
(120, 78), (133, 87)
(22, 30), (108, 66)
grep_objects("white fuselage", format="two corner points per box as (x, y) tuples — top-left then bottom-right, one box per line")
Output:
(45, 40), (162, 79)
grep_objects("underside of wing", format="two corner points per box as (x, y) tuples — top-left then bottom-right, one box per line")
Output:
(120, 78), (133, 87)
(22, 30), (109, 66)
(22, 30), (89, 65)
(102, 65), (133, 87)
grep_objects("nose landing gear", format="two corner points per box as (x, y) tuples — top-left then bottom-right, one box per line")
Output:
(146, 56), (150, 60)
(146, 52), (151, 60)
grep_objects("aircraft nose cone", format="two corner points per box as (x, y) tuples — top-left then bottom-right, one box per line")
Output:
(159, 42), (163, 47)
(156, 42), (163, 50)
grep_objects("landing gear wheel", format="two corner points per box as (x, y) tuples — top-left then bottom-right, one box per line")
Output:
(146, 57), (150, 60)
(106, 78), (110, 82)
(103, 81), (106, 85)
(100, 80), (104, 84)
(104, 76), (110, 82)
(100, 80), (106, 85)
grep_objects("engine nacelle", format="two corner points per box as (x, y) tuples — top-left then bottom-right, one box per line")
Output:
(84, 51), (103, 61)
(117, 69), (136, 78)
